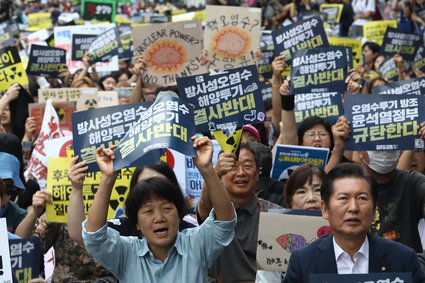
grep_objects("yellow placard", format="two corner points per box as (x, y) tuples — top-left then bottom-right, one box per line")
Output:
(115, 15), (131, 24)
(329, 37), (362, 68)
(46, 157), (134, 223)
(320, 4), (343, 24)
(0, 47), (29, 91)
(213, 128), (242, 153)
(172, 11), (206, 22)
(363, 20), (398, 45)
(27, 13), (53, 31)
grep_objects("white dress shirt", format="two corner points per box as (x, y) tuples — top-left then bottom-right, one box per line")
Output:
(333, 236), (369, 274)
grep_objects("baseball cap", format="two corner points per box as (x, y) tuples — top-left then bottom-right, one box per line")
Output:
(0, 152), (25, 190)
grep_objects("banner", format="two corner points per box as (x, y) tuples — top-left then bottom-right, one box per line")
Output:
(291, 47), (350, 95)
(363, 20), (398, 45)
(257, 212), (330, 272)
(27, 13), (53, 31)
(26, 45), (66, 78)
(177, 65), (266, 132)
(413, 46), (425, 73)
(373, 77), (425, 95)
(25, 99), (63, 190)
(29, 102), (76, 133)
(344, 94), (425, 151)
(133, 19), (207, 87)
(9, 238), (40, 283)
(328, 37), (362, 68)
(320, 4), (343, 24)
(81, 0), (116, 22)
(258, 30), (274, 80)
(0, 25), (14, 48)
(54, 24), (118, 72)
(71, 34), (97, 61)
(310, 273), (411, 283)
(0, 46), (29, 92)
(113, 93), (196, 171)
(271, 144), (329, 180)
(46, 157), (133, 222)
(379, 57), (399, 82)
(205, 5), (261, 70)
(272, 16), (329, 64)
(381, 27), (422, 62)
(294, 92), (343, 126)
(88, 27), (121, 64)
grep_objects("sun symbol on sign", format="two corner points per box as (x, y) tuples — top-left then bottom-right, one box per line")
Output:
(211, 26), (251, 59)
(144, 39), (186, 73)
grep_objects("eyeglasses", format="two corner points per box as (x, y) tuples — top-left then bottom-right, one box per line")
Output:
(229, 164), (257, 175)
(304, 131), (329, 140)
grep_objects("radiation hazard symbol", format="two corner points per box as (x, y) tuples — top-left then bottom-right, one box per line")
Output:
(0, 63), (29, 91)
(213, 128), (243, 154)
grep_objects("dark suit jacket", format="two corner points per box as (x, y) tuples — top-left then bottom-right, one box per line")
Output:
(283, 233), (425, 283)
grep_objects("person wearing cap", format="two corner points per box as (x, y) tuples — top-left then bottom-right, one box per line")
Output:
(242, 124), (261, 143)
(0, 152), (27, 233)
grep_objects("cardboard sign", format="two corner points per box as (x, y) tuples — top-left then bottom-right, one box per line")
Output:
(26, 45), (66, 78)
(27, 13), (53, 31)
(272, 16), (329, 64)
(133, 19), (207, 87)
(329, 37), (362, 68)
(0, 218), (13, 283)
(72, 102), (152, 172)
(113, 94), (196, 171)
(320, 4), (343, 24)
(271, 144), (329, 180)
(258, 30), (274, 80)
(97, 91), (119, 107)
(373, 77), (425, 95)
(54, 24), (118, 73)
(381, 27), (422, 62)
(344, 94), (425, 151)
(81, 0), (116, 22)
(257, 212), (330, 272)
(46, 157), (134, 222)
(0, 25), (14, 48)
(0, 46), (29, 91)
(205, 5), (261, 70)
(88, 27), (121, 64)
(413, 46), (425, 73)
(9, 238), (40, 283)
(38, 88), (85, 103)
(29, 101), (76, 133)
(294, 92), (343, 126)
(177, 65), (266, 133)
(379, 57), (399, 82)
(363, 20), (398, 45)
(291, 47), (350, 95)
(71, 34), (97, 61)
(310, 273), (411, 283)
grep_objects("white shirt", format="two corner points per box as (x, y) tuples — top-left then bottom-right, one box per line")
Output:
(352, 0), (376, 26)
(333, 236), (369, 274)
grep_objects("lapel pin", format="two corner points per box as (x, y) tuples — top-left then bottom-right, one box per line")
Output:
(381, 266), (386, 271)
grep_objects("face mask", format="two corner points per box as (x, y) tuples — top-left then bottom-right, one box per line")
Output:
(364, 150), (400, 174)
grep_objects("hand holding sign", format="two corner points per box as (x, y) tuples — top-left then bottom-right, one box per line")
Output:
(331, 116), (350, 150)
(4, 83), (20, 102)
(272, 55), (287, 80)
(68, 156), (88, 190)
(192, 136), (214, 172)
(95, 145), (117, 177)
(32, 190), (53, 218)
(214, 152), (236, 179)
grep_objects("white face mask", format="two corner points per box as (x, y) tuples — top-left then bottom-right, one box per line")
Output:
(364, 150), (400, 174)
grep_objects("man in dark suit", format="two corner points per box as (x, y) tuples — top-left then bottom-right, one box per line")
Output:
(284, 163), (425, 283)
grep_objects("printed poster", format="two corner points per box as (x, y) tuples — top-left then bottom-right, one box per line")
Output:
(205, 5), (262, 70)
(0, 218), (13, 283)
(0, 25), (14, 48)
(177, 64), (266, 133)
(328, 37), (362, 68)
(380, 27), (422, 62)
(0, 46), (29, 91)
(71, 34), (97, 61)
(81, 0), (117, 22)
(27, 13), (53, 31)
(344, 94), (425, 151)
(413, 46), (425, 73)
(88, 27), (122, 64)
(363, 20), (398, 45)
(372, 77), (425, 95)
(258, 30), (274, 80)
(9, 238), (40, 283)
(29, 101), (76, 133)
(379, 57), (399, 82)
(132, 19), (207, 87)
(26, 45), (66, 78)
(320, 3), (343, 24)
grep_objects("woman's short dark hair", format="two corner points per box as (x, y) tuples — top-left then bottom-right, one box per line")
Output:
(362, 41), (381, 55)
(111, 70), (132, 80)
(129, 161), (179, 192)
(284, 164), (326, 208)
(98, 74), (118, 90)
(125, 177), (188, 229)
(297, 116), (334, 149)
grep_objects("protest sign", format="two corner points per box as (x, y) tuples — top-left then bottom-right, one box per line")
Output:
(71, 34), (97, 61)
(27, 29), (50, 46)
(26, 45), (66, 78)
(0, 20), (19, 38)
(329, 37), (362, 68)
(272, 16), (329, 64)
(38, 88), (88, 103)
(27, 13), (53, 31)
(291, 47), (350, 95)
(46, 157), (134, 222)
(0, 46), (29, 92)
(172, 11), (206, 22)
(381, 27), (422, 62)
(294, 92), (343, 126)
(133, 19), (207, 87)
(113, 93), (196, 171)
(9, 238), (40, 283)
(0, 219), (12, 283)
(177, 64), (266, 133)
(258, 30), (274, 80)
(344, 94), (425, 151)
(54, 24), (118, 72)
(29, 102), (76, 133)
(363, 20), (398, 45)
(75, 89), (99, 111)
(212, 128), (243, 153)
(320, 3), (343, 24)
(271, 144), (329, 180)
(379, 57), (399, 82)
(310, 273), (411, 283)
(413, 46), (425, 73)
(119, 37), (133, 61)
(44, 135), (74, 158)
(205, 5), (261, 70)
(88, 27), (122, 64)
(257, 212), (330, 272)
(25, 100), (63, 190)
(72, 102), (152, 172)
(115, 87), (132, 99)
(97, 91), (119, 107)
(0, 25), (14, 48)
(81, 0), (116, 22)
(260, 83), (272, 100)
(373, 77), (425, 95)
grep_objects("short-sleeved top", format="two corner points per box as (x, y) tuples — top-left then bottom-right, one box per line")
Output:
(352, 0), (375, 26)
(3, 201), (27, 233)
(82, 208), (236, 283)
